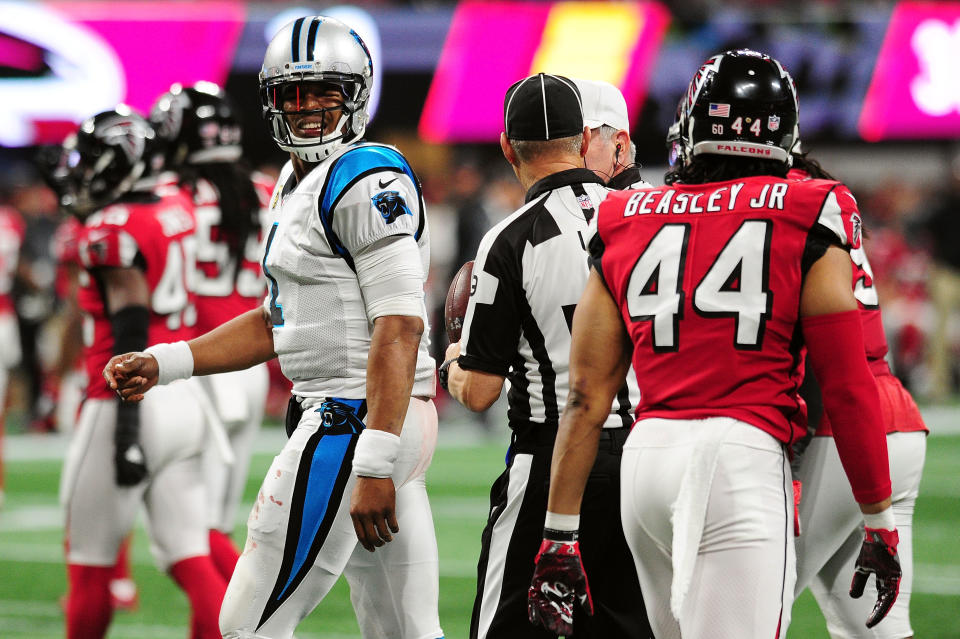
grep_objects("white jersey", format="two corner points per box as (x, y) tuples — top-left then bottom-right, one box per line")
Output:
(263, 142), (434, 399)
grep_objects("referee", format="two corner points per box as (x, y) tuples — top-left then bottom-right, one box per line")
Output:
(574, 77), (647, 190)
(441, 73), (651, 639)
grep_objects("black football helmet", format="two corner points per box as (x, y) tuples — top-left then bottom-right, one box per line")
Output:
(150, 81), (242, 168)
(675, 49), (799, 166)
(59, 106), (155, 218)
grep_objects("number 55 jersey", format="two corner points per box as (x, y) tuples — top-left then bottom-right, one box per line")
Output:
(77, 186), (197, 399)
(591, 175), (862, 445)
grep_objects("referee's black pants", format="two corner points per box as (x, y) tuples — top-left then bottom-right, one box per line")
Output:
(469, 426), (652, 639)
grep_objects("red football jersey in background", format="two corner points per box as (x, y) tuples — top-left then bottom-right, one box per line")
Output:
(190, 172), (273, 334)
(787, 169), (927, 437)
(0, 206), (25, 315)
(77, 186), (196, 399)
(594, 176), (862, 445)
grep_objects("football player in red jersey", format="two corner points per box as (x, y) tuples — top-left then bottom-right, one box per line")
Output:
(0, 201), (25, 508)
(39, 151), (141, 612)
(528, 50), (900, 639)
(789, 153), (927, 639)
(150, 82), (273, 579)
(57, 107), (226, 639)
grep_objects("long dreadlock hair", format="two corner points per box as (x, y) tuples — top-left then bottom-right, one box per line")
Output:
(664, 155), (789, 186)
(181, 161), (259, 273)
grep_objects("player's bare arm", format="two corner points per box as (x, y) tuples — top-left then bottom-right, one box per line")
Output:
(350, 313), (422, 552)
(547, 269), (633, 517)
(443, 341), (504, 411)
(103, 306), (276, 401)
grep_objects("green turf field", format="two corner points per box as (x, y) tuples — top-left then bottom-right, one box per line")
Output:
(1, 415), (958, 638)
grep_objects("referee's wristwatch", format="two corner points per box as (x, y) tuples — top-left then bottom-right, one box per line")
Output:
(438, 357), (457, 391)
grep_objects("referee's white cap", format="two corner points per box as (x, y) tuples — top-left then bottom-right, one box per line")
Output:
(573, 78), (630, 132)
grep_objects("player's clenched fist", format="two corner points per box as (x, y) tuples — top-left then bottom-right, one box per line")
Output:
(102, 352), (159, 402)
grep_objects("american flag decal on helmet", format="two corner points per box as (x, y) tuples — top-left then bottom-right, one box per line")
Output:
(708, 103), (730, 118)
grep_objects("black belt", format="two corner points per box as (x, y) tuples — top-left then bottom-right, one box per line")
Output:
(284, 396), (368, 438)
(511, 423), (630, 454)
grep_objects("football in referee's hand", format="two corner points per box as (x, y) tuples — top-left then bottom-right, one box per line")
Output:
(444, 260), (474, 343)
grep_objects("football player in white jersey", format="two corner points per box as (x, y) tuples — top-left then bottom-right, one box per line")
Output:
(103, 16), (442, 639)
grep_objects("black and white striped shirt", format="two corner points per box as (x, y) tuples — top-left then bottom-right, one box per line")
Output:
(458, 168), (640, 431)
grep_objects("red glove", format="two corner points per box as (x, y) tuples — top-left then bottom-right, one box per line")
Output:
(527, 538), (593, 635)
(850, 527), (902, 628)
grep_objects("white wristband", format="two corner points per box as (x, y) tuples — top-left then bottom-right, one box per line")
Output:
(544, 511), (580, 532)
(144, 341), (194, 386)
(863, 508), (896, 531)
(352, 429), (401, 478)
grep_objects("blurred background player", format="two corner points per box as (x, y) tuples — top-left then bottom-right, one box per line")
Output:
(442, 73), (650, 639)
(573, 77), (646, 190)
(36, 144), (140, 612)
(791, 152), (928, 639)
(529, 50), (900, 639)
(150, 81), (273, 580)
(57, 107), (226, 639)
(105, 16), (443, 639)
(0, 195), (25, 508)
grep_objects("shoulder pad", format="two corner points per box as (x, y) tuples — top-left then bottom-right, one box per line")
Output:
(321, 144), (419, 215)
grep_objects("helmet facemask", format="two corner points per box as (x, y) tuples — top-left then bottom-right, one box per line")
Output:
(261, 73), (368, 162)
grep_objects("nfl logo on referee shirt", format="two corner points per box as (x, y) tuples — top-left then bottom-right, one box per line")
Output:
(709, 103), (730, 118)
(577, 193), (593, 211)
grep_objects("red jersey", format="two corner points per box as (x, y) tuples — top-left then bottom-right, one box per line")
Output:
(788, 169), (927, 436)
(819, 243), (927, 435)
(77, 187), (196, 399)
(593, 176), (862, 445)
(0, 206), (25, 315)
(189, 172), (272, 334)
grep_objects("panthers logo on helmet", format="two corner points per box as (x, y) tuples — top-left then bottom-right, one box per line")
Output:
(371, 190), (411, 224)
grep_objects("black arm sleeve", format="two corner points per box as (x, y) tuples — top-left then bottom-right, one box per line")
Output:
(109, 305), (150, 355)
(110, 304), (150, 484)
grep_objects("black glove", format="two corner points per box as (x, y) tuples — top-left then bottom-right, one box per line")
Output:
(528, 538), (593, 635)
(114, 401), (147, 486)
(850, 526), (902, 628)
